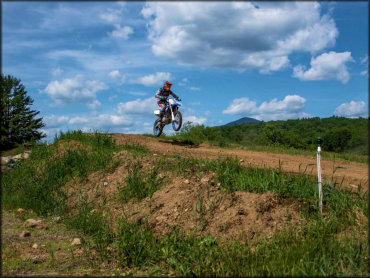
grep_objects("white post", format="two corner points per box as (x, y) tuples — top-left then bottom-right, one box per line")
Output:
(317, 137), (323, 216)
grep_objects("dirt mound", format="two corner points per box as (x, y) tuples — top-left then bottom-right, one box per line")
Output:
(124, 173), (301, 243)
(60, 134), (367, 242)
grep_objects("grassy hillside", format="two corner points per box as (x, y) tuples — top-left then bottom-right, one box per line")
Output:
(159, 116), (368, 163)
(2, 131), (368, 276)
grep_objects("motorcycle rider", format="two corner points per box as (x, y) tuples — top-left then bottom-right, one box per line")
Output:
(155, 81), (181, 120)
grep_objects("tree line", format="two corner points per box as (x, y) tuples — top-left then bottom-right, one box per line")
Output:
(175, 116), (368, 155)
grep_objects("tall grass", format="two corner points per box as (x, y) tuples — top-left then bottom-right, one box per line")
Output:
(65, 195), (114, 259)
(1, 130), (121, 215)
(119, 161), (162, 202)
(156, 155), (368, 218)
(106, 216), (368, 276)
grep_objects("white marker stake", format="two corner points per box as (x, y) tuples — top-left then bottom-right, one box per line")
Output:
(317, 139), (323, 216)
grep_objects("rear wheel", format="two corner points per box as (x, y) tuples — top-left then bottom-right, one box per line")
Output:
(172, 111), (182, 131)
(153, 119), (163, 137)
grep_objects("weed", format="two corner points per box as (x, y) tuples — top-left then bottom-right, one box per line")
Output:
(119, 161), (162, 203)
(122, 142), (149, 156)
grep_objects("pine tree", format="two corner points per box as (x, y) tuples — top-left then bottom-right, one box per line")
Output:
(1, 74), (45, 150)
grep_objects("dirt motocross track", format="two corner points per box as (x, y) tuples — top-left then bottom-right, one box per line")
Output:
(112, 134), (368, 192)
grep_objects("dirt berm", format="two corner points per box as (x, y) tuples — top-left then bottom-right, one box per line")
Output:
(112, 134), (368, 192)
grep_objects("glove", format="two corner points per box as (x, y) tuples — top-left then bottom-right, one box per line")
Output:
(177, 98), (181, 101)
(160, 96), (165, 101)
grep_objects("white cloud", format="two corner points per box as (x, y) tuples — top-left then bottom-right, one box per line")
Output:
(42, 74), (106, 108)
(360, 70), (368, 76)
(183, 115), (207, 125)
(293, 51), (354, 83)
(100, 8), (123, 24)
(86, 99), (101, 110)
(133, 72), (171, 87)
(108, 69), (126, 84)
(85, 114), (133, 129)
(190, 87), (201, 91)
(47, 50), (132, 73)
(68, 116), (89, 125)
(334, 101), (368, 118)
(110, 25), (133, 39)
(43, 115), (69, 128)
(116, 97), (158, 117)
(223, 95), (310, 121)
(108, 70), (121, 79)
(51, 66), (63, 77)
(142, 2), (338, 72)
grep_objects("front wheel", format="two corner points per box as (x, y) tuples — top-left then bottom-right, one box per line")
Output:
(153, 119), (163, 137)
(172, 111), (182, 131)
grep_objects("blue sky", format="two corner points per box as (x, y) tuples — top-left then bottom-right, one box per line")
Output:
(2, 1), (368, 141)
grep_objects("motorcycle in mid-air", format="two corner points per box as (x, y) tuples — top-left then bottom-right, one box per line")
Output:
(153, 97), (182, 137)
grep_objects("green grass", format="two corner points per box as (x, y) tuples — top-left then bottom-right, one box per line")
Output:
(121, 142), (150, 156)
(156, 155), (367, 218)
(1, 130), (122, 216)
(2, 130), (367, 276)
(243, 144), (369, 164)
(144, 132), (368, 164)
(119, 161), (163, 203)
(95, 214), (367, 276)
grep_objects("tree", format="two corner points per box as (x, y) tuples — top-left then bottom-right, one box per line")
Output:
(1, 74), (45, 150)
(322, 127), (352, 152)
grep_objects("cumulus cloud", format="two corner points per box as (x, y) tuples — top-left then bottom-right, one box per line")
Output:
(42, 74), (106, 108)
(293, 51), (354, 83)
(116, 97), (158, 116)
(132, 72), (171, 87)
(86, 99), (101, 110)
(183, 115), (207, 125)
(142, 2), (338, 72)
(42, 113), (134, 141)
(181, 107), (207, 125)
(110, 25), (133, 39)
(108, 70), (121, 79)
(82, 114), (133, 129)
(223, 95), (310, 121)
(100, 7), (124, 24)
(108, 69), (125, 84)
(334, 101), (368, 118)
(43, 115), (69, 128)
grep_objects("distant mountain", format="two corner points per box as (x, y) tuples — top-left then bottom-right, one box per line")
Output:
(223, 117), (261, 126)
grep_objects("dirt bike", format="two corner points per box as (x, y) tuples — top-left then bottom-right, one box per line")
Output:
(153, 97), (182, 137)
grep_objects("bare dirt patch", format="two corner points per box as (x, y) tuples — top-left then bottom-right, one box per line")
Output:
(123, 173), (302, 243)
(112, 134), (369, 192)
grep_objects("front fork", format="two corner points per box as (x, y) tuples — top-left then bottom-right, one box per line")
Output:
(169, 104), (175, 121)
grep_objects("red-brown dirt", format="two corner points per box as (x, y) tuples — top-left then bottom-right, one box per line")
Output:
(58, 134), (368, 242)
(111, 134), (368, 192)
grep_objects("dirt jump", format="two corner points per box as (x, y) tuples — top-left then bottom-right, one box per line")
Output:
(112, 134), (368, 193)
